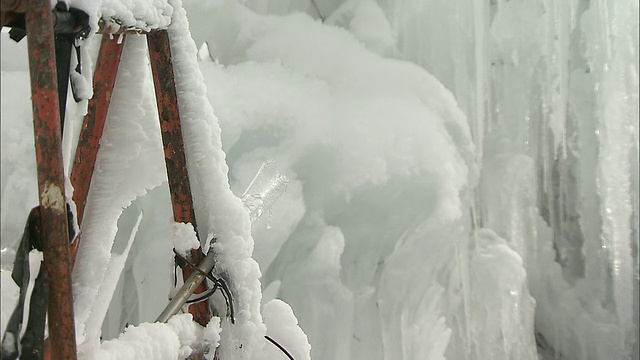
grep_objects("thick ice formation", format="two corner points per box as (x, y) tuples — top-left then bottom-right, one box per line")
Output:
(184, 1), (529, 359)
(70, 33), (167, 347)
(1, 0), (637, 359)
(186, 0), (638, 358)
(372, 0), (639, 358)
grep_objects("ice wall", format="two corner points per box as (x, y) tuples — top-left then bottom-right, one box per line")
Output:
(189, 0), (639, 359)
(185, 0), (538, 359)
(360, 0), (639, 358)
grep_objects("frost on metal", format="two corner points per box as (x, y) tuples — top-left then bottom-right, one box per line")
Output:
(66, 0), (174, 35)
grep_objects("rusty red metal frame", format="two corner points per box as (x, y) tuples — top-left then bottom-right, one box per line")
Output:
(4, 1), (214, 352)
(69, 35), (126, 265)
(147, 30), (212, 327)
(24, 0), (77, 358)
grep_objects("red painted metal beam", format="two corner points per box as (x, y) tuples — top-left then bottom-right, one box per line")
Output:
(25, 0), (77, 358)
(147, 30), (212, 327)
(69, 34), (126, 265)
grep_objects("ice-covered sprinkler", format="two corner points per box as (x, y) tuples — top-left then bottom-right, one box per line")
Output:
(156, 161), (289, 324)
(241, 160), (290, 224)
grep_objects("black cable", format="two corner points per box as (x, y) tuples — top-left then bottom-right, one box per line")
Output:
(186, 287), (217, 304)
(265, 335), (295, 360)
(172, 248), (236, 324)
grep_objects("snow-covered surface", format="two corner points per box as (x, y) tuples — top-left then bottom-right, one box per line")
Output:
(172, 222), (200, 257)
(1, 0), (638, 359)
(70, 32), (167, 348)
(67, 0), (173, 35)
(263, 299), (311, 360)
(0, 270), (19, 336)
(78, 313), (218, 360)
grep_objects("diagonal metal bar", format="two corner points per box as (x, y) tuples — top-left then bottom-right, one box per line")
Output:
(25, 0), (77, 357)
(156, 250), (217, 323)
(69, 34), (126, 265)
(146, 30), (212, 327)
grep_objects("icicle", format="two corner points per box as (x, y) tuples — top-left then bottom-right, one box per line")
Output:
(267, 208), (273, 230)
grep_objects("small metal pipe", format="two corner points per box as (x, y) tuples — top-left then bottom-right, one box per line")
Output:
(156, 249), (217, 323)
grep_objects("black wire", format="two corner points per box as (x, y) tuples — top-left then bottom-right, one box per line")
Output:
(216, 278), (235, 324)
(172, 248), (235, 324)
(265, 335), (295, 360)
(185, 286), (217, 304)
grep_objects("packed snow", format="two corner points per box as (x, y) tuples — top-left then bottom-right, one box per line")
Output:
(1, 0), (638, 359)
(78, 313), (219, 360)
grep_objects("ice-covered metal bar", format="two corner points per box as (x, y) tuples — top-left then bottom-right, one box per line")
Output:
(147, 30), (212, 326)
(1, 1), (165, 35)
(69, 34), (126, 265)
(156, 249), (218, 323)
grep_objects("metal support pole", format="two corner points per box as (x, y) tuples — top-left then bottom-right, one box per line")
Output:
(69, 35), (126, 265)
(147, 30), (212, 326)
(25, 0), (77, 357)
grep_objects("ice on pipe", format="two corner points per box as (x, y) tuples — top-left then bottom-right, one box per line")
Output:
(72, 34), (166, 346)
(165, 0), (310, 357)
(65, 0), (173, 36)
(241, 160), (289, 224)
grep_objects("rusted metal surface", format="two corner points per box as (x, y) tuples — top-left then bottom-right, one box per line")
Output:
(70, 35), (126, 266)
(69, 34), (125, 265)
(147, 31), (197, 225)
(25, 0), (77, 358)
(147, 30), (212, 326)
(1, 0), (26, 12)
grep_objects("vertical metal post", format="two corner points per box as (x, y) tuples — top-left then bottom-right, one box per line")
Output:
(70, 35), (126, 265)
(147, 30), (212, 326)
(25, 0), (77, 358)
